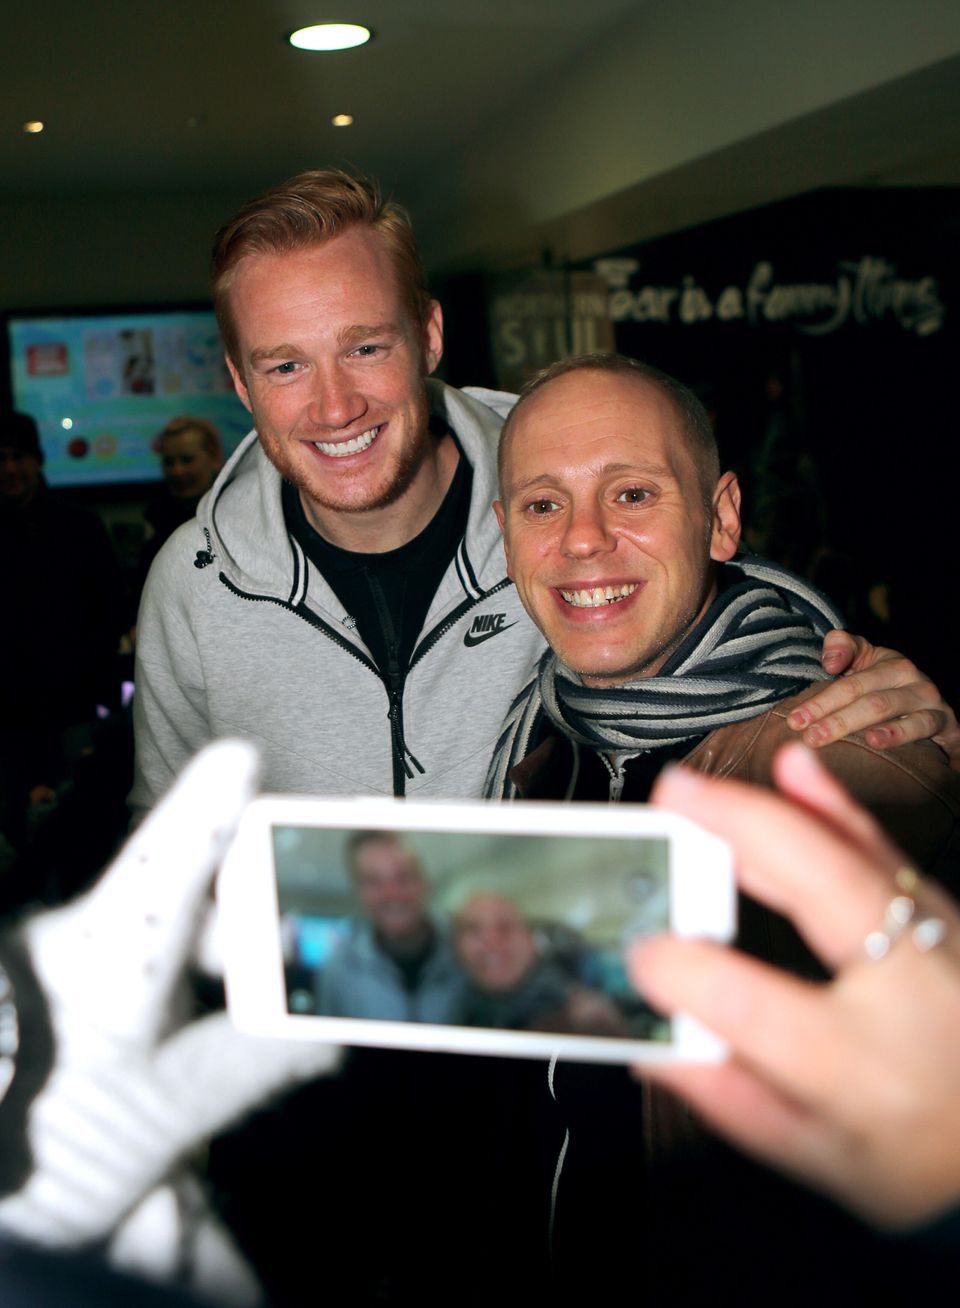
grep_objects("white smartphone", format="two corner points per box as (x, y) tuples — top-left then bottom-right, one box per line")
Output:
(218, 795), (735, 1066)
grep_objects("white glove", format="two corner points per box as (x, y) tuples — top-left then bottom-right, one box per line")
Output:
(0, 740), (340, 1296)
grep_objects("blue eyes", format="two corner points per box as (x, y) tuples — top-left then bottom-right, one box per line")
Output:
(268, 344), (383, 375)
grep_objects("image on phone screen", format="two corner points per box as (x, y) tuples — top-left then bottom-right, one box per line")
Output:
(272, 824), (672, 1043)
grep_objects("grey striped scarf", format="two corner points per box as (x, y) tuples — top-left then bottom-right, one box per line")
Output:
(483, 555), (843, 800)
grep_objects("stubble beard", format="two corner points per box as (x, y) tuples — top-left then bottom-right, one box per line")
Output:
(296, 422), (432, 518)
(263, 389), (434, 520)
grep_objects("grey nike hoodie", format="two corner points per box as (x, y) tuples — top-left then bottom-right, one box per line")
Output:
(130, 380), (545, 814)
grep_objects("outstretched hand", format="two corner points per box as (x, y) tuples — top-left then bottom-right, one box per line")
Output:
(631, 745), (960, 1230)
(791, 630), (960, 767)
(0, 740), (340, 1286)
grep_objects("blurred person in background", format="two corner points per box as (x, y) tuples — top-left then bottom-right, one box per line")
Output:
(138, 417), (224, 585)
(0, 411), (124, 866)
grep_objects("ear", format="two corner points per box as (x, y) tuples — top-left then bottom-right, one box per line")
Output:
(225, 354), (252, 415)
(709, 471), (742, 563)
(493, 499), (513, 579)
(422, 300), (444, 376)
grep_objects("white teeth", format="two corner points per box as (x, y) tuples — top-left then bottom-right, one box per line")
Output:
(314, 426), (379, 457)
(559, 583), (638, 608)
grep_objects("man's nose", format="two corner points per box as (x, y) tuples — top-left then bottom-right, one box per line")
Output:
(307, 363), (367, 430)
(560, 502), (616, 559)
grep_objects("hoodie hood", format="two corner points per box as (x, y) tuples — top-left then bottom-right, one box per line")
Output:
(195, 378), (517, 616)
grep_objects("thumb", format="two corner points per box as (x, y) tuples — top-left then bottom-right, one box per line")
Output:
(821, 628), (857, 676)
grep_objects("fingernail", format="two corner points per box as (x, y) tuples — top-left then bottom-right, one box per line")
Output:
(788, 706), (811, 727)
(822, 651), (843, 671)
(805, 723), (830, 745)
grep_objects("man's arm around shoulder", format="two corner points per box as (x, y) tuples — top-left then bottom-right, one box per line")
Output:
(755, 691), (960, 889)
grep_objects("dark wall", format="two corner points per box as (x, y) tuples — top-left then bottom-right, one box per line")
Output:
(439, 188), (960, 703)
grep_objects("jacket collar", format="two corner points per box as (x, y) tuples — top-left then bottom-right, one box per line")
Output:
(197, 379), (515, 614)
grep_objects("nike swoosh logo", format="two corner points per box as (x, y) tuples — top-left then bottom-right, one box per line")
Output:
(463, 621), (518, 647)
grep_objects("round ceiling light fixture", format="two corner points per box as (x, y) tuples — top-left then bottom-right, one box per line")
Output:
(23, 120), (45, 134)
(288, 23), (372, 51)
(331, 113), (354, 127)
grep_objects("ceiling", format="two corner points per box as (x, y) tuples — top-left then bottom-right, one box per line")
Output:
(3, 0), (641, 192)
(4, 0), (960, 278)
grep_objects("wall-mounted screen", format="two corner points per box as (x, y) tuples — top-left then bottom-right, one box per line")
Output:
(5, 307), (252, 488)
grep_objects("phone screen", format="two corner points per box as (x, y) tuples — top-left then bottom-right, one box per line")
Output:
(271, 823), (672, 1043)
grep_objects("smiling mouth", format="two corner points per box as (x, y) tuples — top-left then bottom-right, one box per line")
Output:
(313, 425), (381, 458)
(559, 583), (638, 609)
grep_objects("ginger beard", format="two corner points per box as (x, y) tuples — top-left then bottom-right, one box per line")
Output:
(267, 385), (433, 520)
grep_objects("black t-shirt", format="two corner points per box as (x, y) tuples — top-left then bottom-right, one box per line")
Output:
(282, 448), (472, 677)
(374, 926), (438, 994)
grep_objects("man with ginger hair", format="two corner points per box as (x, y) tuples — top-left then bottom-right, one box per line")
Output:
(130, 168), (543, 810)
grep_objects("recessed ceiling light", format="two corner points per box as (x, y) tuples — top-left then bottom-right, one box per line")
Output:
(23, 120), (44, 134)
(331, 113), (354, 127)
(288, 23), (371, 51)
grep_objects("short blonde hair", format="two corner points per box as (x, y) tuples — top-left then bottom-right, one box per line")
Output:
(158, 415), (223, 462)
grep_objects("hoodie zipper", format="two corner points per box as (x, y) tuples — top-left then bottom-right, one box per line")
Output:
(217, 570), (512, 797)
(600, 753), (628, 803)
(218, 573), (380, 674)
(362, 568), (424, 797)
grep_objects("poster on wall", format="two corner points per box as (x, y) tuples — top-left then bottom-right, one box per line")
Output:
(488, 271), (615, 394)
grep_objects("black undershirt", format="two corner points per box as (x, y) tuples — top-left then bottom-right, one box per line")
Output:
(374, 927), (437, 994)
(282, 441), (472, 676)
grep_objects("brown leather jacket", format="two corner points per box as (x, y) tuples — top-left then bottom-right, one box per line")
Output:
(511, 680), (960, 887)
